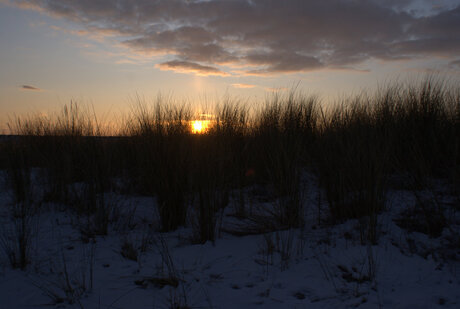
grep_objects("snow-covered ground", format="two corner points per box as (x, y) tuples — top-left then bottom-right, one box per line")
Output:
(0, 172), (459, 309)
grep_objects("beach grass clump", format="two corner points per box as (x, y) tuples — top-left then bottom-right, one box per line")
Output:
(1, 141), (37, 269)
(126, 98), (192, 232)
(250, 92), (319, 228)
(391, 79), (458, 187)
(315, 96), (389, 227)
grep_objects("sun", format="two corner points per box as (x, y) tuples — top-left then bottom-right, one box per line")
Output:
(191, 120), (209, 134)
(192, 120), (203, 133)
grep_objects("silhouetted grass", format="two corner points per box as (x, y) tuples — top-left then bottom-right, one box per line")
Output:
(189, 104), (245, 242)
(125, 98), (192, 232)
(1, 140), (36, 269)
(252, 92), (319, 228)
(1, 78), (458, 249)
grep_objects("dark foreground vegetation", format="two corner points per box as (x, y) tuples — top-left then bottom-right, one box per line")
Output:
(0, 78), (459, 271)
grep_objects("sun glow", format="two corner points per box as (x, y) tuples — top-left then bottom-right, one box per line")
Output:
(191, 120), (209, 134)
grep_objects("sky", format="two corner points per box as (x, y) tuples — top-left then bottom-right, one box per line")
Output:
(1, 0), (460, 132)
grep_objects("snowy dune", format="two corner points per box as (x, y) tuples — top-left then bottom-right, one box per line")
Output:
(0, 171), (458, 309)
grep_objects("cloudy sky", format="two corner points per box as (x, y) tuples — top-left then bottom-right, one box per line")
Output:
(1, 0), (459, 131)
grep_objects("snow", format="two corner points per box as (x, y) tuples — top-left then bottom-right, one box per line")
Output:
(0, 172), (459, 309)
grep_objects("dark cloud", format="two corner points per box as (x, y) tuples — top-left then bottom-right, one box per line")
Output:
(20, 85), (42, 91)
(245, 52), (323, 75)
(13, 0), (460, 75)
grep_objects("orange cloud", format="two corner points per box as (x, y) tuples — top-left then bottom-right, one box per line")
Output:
(264, 87), (288, 92)
(232, 83), (256, 89)
(156, 60), (230, 77)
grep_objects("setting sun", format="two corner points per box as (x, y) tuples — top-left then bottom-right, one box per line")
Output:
(191, 120), (209, 134)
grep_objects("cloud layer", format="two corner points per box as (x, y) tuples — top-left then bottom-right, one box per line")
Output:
(13, 0), (460, 76)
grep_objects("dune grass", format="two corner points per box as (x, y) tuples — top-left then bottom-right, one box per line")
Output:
(1, 79), (458, 247)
